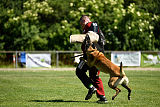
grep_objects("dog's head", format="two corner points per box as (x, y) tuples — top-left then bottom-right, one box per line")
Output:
(83, 34), (100, 67)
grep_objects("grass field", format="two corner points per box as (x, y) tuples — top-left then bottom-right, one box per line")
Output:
(0, 70), (160, 107)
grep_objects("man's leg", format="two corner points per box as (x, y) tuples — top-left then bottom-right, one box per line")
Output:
(76, 59), (97, 100)
(89, 67), (108, 103)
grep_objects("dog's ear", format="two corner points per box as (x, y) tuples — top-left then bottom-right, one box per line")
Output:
(85, 34), (90, 42)
(83, 35), (92, 51)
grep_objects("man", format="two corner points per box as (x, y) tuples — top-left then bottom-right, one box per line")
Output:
(76, 15), (107, 103)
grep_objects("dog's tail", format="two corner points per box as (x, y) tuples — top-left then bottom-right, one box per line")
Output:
(120, 62), (125, 77)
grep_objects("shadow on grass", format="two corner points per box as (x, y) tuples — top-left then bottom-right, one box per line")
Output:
(29, 99), (93, 103)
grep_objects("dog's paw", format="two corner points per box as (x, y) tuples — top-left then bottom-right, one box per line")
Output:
(128, 96), (131, 100)
(112, 96), (115, 100)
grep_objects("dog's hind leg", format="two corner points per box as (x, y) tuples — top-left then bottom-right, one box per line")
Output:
(111, 87), (121, 100)
(108, 79), (121, 100)
(122, 84), (131, 100)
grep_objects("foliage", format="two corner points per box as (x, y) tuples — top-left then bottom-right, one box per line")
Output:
(67, 0), (160, 51)
(0, 0), (160, 51)
(2, 0), (54, 50)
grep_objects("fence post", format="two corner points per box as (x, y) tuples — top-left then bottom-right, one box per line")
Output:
(13, 54), (16, 68)
(15, 51), (18, 68)
(56, 51), (59, 68)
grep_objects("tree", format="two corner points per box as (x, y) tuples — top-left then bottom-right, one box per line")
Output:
(62, 0), (160, 51)
(1, 0), (54, 50)
(0, 0), (160, 51)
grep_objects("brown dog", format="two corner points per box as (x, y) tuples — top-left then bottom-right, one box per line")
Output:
(85, 46), (131, 100)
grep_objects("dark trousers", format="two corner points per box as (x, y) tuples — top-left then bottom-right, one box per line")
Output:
(76, 59), (105, 97)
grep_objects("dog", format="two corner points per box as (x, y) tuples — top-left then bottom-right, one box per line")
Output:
(85, 46), (131, 100)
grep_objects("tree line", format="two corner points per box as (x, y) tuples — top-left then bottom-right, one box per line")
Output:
(0, 0), (160, 51)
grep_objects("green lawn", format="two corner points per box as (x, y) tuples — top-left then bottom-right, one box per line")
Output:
(0, 70), (160, 107)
